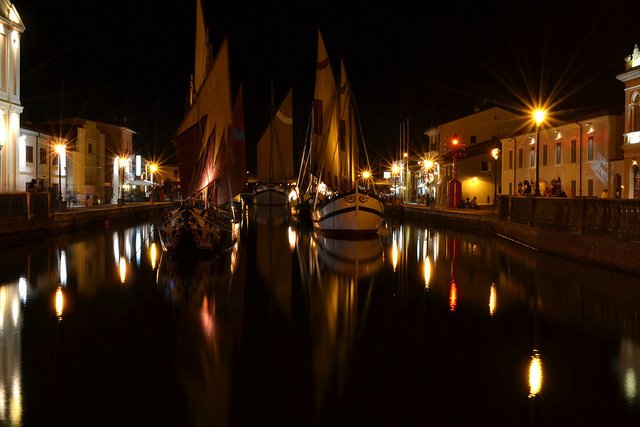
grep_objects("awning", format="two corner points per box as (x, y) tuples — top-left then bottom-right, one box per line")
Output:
(126, 179), (155, 186)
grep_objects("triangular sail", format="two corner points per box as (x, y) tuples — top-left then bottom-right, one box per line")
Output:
(311, 31), (340, 192)
(194, 0), (211, 94)
(339, 60), (357, 191)
(257, 89), (294, 183)
(175, 37), (233, 197)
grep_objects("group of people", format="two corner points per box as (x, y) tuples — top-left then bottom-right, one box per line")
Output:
(459, 196), (479, 209)
(517, 178), (567, 197)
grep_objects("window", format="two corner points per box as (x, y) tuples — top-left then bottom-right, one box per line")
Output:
(481, 161), (488, 172)
(509, 182), (513, 195)
(0, 34), (5, 91)
(542, 145), (548, 166)
(88, 143), (93, 154)
(587, 136), (594, 161)
(470, 135), (477, 144)
(588, 179), (593, 197)
(39, 148), (46, 165)
(571, 180), (576, 197)
(25, 146), (33, 163)
(556, 142), (561, 165)
(571, 139), (577, 163)
(518, 148), (523, 168)
(529, 147), (535, 167)
(508, 150), (513, 169)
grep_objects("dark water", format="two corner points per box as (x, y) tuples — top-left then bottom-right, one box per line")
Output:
(2, 205), (640, 426)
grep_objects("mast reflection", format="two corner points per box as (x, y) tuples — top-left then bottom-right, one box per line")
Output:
(155, 241), (245, 426)
(298, 232), (383, 413)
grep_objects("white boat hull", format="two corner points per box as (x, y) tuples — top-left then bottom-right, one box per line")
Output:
(311, 192), (384, 237)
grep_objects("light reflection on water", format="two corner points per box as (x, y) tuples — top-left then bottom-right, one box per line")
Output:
(0, 214), (639, 424)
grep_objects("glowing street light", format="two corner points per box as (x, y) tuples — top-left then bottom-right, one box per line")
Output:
(491, 148), (500, 204)
(148, 162), (158, 202)
(532, 109), (546, 196)
(54, 143), (66, 211)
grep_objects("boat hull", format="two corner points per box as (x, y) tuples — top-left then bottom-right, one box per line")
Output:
(252, 187), (288, 206)
(158, 205), (240, 254)
(311, 192), (384, 238)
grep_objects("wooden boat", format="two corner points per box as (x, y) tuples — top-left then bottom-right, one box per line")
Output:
(159, 0), (246, 254)
(305, 31), (384, 237)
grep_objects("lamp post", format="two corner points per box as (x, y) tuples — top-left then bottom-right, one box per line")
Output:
(54, 143), (66, 211)
(424, 159), (433, 204)
(533, 109), (546, 197)
(118, 156), (128, 206)
(491, 148), (500, 204)
(149, 163), (158, 202)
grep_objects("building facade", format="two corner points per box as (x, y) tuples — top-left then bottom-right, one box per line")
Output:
(0, 1), (23, 192)
(616, 44), (640, 199)
(500, 114), (624, 198)
(424, 107), (526, 205)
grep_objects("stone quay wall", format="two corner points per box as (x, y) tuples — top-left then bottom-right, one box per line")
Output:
(0, 192), (172, 246)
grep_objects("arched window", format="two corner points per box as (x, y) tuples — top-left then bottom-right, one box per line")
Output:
(632, 92), (640, 132)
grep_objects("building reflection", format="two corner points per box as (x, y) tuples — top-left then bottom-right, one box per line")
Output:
(298, 232), (383, 414)
(0, 284), (22, 426)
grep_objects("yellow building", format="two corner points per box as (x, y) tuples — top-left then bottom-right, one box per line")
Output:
(424, 107), (526, 206)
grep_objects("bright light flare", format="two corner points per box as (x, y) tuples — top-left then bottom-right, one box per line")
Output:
(361, 170), (371, 180)
(533, 109), (546, 126)
(54, 143), (66, 156)
(55, 286), (64, 321)
(528, 351), (543, 398)
(119, 256), (127, 284)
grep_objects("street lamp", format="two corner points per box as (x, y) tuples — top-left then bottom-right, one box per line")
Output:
(532, 109), (546, 196)
(149, 163), (158, 202)
(391, 162), (400, 197)
(118, 156), (128, 206)
(491, 148), (500, 204)
(54, 143), (66, 211)
(423, 159), (433, 204)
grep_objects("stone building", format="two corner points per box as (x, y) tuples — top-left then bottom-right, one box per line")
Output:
(616, 44), (640, 198)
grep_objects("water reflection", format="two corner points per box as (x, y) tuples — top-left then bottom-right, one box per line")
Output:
(254, 206), (292, 319)
(0, 284), (22, 426)
(156, 238), (245, 426)
(297, 231), (383, 414)
(1, 216), (640, 423)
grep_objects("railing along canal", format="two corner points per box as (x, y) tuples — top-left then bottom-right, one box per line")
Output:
(499, 196), (640, 241)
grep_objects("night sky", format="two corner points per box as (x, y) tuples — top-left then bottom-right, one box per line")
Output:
(17, 0), (640, 173)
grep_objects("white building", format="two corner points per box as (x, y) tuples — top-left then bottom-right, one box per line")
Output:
(0, 1), (23, 192)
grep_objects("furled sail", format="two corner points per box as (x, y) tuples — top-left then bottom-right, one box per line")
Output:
(257, 89), (294, 184)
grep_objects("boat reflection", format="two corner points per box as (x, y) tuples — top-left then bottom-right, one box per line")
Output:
(298, 233), (383, 413)
(155, 241), (245, 426)
(254, 205), (292, 319)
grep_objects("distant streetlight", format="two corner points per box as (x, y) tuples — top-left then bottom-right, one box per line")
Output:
(54, 143), (66, 211)
(532, 109), (546, 196)
(118, 156), (128, 206)
(149, 163), (158, 202)
(491, 148), (500, 204)
(149, 163), (158, 185)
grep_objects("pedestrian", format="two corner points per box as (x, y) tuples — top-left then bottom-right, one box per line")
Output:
(523, 180), (532, 196)
(517, 182), (523, 196)
(470, 196), (478, 209)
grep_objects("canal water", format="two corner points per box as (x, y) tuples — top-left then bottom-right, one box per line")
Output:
(1, 205), (640, 426)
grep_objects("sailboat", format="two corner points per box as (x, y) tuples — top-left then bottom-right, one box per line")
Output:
(306, 31), (384, 237)
(158, 0), (245, 254)
(253, 88), (294, 206)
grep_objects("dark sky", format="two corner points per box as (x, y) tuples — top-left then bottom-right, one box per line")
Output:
(17, 0), (640, 172)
